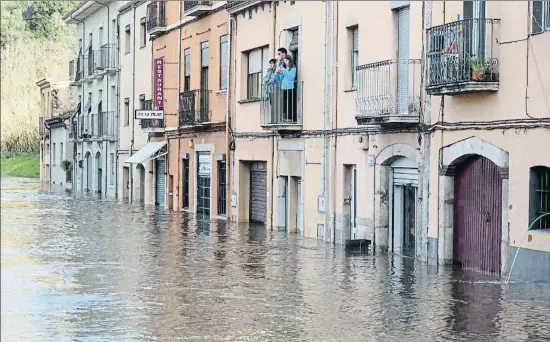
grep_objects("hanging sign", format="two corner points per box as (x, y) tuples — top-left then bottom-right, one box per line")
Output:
(154, 58), (164, 109)
(198, 154), (211, 176)
(135, 109), (164, 120)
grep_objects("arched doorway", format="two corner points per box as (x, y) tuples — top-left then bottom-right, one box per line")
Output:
(439, 137), (509, 275)
(95, 152), (102, 194)
(85, 152), (92, 192)
(454, 155), (502, 273)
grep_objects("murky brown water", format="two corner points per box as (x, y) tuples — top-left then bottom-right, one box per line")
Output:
(2, 178), (550, 341)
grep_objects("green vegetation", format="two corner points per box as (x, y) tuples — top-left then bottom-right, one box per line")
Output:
(0, 153), (40, 178)
(1, 1), (77, 154)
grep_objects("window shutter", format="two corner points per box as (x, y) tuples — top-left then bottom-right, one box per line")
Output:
(184, 48), (191, 76)
(220, 35), (229, 89)
(532, 1), (543, 33)
(248, 48), (262, 74)
(463, 1), (473, 19)
(201, 41), (209, 67)
(261, 46), (269, 75)
(352, 27), (358, 51)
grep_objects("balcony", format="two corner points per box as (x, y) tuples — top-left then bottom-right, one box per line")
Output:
(83, 51), (95, 82)
(147, 1), (166, 36)
(178, 89), (212, 126)
(426, 18), (500, 96)
(184, 1), (212, 17)
(91, 111), (116, 139)
(260, 81), (303, 132)
(78, 115), (91, 139)
(69, 54), (83, 86)
(355, 59), (421, 125)
(93, 44), (117, 77)
(141, 118), (165, 133)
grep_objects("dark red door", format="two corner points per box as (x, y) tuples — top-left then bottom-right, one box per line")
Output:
(454, 155), (502, 274)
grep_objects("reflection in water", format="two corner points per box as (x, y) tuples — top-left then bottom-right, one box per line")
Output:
(2, 178), (550, 341)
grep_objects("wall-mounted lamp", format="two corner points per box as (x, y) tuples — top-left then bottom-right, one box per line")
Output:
(189, 139), (194, 149)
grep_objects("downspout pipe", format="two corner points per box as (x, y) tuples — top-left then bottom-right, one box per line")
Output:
(271, 3), (277, 229)
(177, 0), (183, 210)
(115, 11), (122, 199)
(94, 0), (110, 197)
(70, 13), (85, 194)
(129, 5), (137, 203)
(226, 14), (236, 219)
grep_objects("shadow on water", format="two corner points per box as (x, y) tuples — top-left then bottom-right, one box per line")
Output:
(2, 178), (550, 341)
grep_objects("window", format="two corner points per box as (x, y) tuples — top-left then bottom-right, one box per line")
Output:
(532, 1), (550, 33)
(60, 143), (64, 162)
(183, 158), (190, 209)
(99, 27), (104, 47)
(140, 94), (146, 109)
(217, 160), (226, 216)
(220, 35), (229, 90)
(112, 19), (117, 44)
(247, 46), (269, 99)
(125, 25), (131, 53)
(184, 48), (191, 91)
(124, 97), (130, 126)
(110, 153), (115, 185)
(350, 26), (358, 88)
(53, 143), (56, 165)
(529, 166), (550, 230)
(140, 17), (147, 47)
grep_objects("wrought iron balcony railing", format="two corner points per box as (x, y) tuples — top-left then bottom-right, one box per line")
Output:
(141, 118), (165, 130)
(355, 59), (421, 124)
(184, 1), (212, 16)
(78, 115), (90, 138)
(147, 1), (166, 33)
(94, 44), (117, 72)
(178, 89), (212, 126)
(91, 111), (115, 138)
(69, 53), (83, 83)
(260, 81), (303, 129)
(426, 18), (501, 95)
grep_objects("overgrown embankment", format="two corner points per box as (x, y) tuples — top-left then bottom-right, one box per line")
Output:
(1, 1), (77, 154)
(0, 153), (40, 178)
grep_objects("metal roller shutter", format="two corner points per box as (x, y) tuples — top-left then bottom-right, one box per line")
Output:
(86, 154), (92, 191)
(201, 41), (209, 67)
(184, 48), (191, 76)
(220, 35), (229, 89)
(250, 161), (267, 223)
(397, 6), (410, 114)
(248, 48), (262, 74)
(155, 158), (166, 206)
(393, 167), (418, 186)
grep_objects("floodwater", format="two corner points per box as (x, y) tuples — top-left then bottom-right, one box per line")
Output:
(2, 178), (550, 342)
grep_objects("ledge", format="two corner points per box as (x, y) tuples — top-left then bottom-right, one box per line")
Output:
(426, 81), (499, 96)
(237, 98), (261, 104)
(355, 114), (420, 126)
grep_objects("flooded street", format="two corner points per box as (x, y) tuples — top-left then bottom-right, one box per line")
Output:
(2, 178), (550, 341)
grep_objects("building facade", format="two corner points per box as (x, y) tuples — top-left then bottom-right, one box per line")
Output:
(64, 1), (123, 198)
(117, 1), (154, 204)
(37, 78), (76, 190)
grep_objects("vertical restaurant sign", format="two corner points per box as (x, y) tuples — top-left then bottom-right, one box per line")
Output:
(154, 58), (164, 109)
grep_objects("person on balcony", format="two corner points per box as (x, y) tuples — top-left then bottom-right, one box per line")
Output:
(275, 55), (297, 123)
(263, 59), (278, 123)
(275, 47), (288, 74)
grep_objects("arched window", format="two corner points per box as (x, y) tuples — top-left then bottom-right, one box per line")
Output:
(529, 166), (550, 230)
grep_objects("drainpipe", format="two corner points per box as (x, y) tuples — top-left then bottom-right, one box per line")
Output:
(177, 0), (183, 210)
(45, 122), (52, 184)
(115, 11), (122, 199)
(70, 13), (85, 195)
(331, 1), (339, 243)
(271, 3), (277, 228)
(94, 0), (110, 197)
(129, 5), (137, 203)
(323, 1), (333, 243)
(226, 14), (236, 219)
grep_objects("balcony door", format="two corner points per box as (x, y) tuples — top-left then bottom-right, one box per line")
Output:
(463, 1), (486, 61)
(200, 41), (209, 122)
(396, 6), (410, 115)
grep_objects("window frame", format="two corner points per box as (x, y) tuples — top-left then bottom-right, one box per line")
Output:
(532, 0), (550, 34)
(350, 25), (359, 89)
(246, 46), (269, 100)
(220, 35), (229, 90)
(125, 25), (131, 54)
(140, 17), (147, 47)
(529, 166), (550, 230)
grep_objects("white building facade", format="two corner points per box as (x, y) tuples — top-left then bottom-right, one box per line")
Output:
(117, 1), (154, 204)
(64, 1), (124, 198)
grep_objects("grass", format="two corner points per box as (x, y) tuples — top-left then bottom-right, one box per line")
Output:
(0, 153), (40, 178)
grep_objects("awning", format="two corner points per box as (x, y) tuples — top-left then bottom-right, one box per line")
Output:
(125, 141), (167, 165)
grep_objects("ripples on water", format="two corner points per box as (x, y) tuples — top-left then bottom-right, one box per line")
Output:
(1, 178), (550, 341)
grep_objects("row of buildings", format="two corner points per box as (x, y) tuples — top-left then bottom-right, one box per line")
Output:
(38, 0), (550, 282)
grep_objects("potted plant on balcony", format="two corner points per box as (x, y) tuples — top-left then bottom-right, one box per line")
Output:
(469, 56), (486, 81)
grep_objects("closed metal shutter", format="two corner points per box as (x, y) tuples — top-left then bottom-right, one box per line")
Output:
(250, 161), (267, 223)
(86, 154), (92, 191)
(397, 6), (410, 114)
(248, 48), (262, 74)
(220, 35), (229, 89)
(297, 178), (303, 234)
(155, 158), (166, 206)
(201, 41), (209, 67)
(184, 48), (191, 76)
(393, 167), (418, 186)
